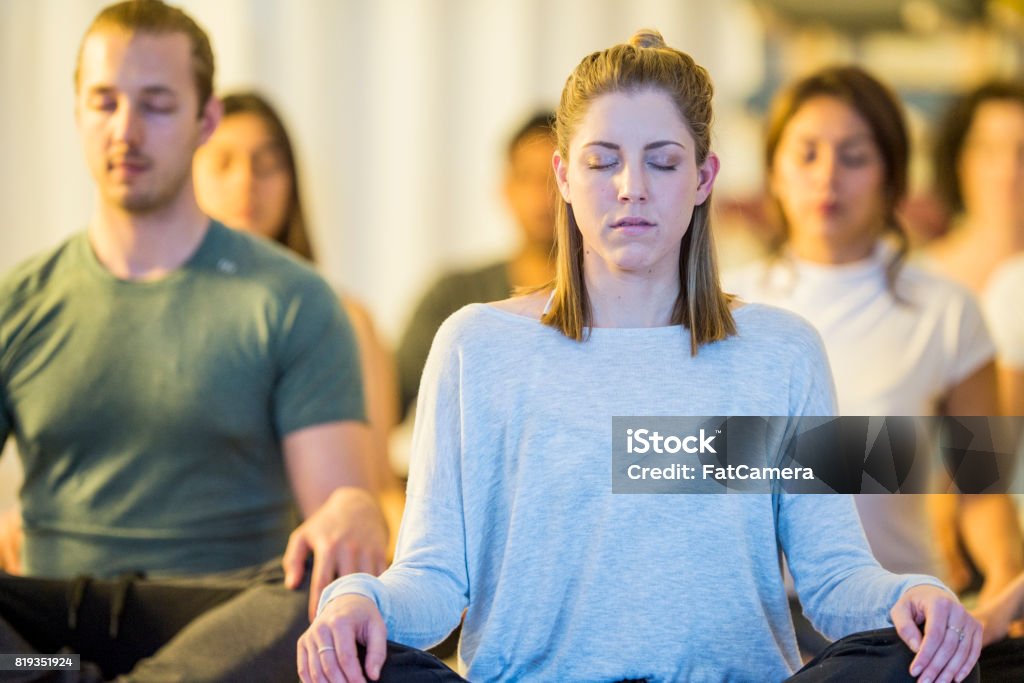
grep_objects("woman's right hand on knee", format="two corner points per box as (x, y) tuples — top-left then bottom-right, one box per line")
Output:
(298, 593), (387, 683)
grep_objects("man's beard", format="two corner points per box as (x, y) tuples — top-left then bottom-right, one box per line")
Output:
(105, 167), (189, 215)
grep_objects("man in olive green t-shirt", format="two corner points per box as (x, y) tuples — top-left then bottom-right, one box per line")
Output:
(0, 2), (386, 680)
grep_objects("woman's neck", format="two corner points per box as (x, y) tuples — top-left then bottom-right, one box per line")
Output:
(958, 213), (1024, 252)
(789, 232), (876, 265)
(584, 269), (680, 328)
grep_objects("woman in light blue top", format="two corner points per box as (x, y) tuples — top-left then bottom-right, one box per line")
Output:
(298, 31), (980, 683)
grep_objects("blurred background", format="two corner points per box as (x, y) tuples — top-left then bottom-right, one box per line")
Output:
(3, 0), (1022, 335)
(1, 0), (1022, 495)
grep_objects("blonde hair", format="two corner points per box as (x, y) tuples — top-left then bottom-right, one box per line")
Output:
(543, 29), (735, 354)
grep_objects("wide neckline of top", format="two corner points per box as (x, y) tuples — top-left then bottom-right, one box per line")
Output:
(478, 300), (763, 337)
(783, 242), (890, 283)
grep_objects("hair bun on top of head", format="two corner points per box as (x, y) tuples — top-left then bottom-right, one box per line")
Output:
(628, 29), (667, 49)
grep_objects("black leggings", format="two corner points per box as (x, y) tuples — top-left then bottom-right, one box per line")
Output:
(791, 597), (1024, 681)
(0, 560), (309, 682)
(789, 627), (978, 682)
(359, 628), (982, 682)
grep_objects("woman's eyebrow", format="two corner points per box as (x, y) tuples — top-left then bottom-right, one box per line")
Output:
(644, 140), (684, 151)
(582, 140), (685, 150)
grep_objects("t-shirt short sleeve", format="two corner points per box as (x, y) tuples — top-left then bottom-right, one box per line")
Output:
(272, 276), (366, 437)
(946, 283), (997, 384)
(0, 300), (14, 447)
(984, 257), (1024, 368)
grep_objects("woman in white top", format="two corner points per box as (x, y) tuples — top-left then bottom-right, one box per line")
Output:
(984, 255), (1024, 591)
(724, 66), (1023, 652)
(984, 255), (1024, 416)
(298, 35), (978, 683)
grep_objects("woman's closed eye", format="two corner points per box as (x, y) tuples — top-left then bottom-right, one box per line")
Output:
(646, 154), (679, 171)
(586, 154), (618, 170)
(252, 147), (288, 177)
(837, 147), (875, 168)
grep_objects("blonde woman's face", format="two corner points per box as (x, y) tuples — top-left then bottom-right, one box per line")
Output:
(193, 112), (292, 239)
(771, 96), (887, 256)
(553, 88), (717, 282)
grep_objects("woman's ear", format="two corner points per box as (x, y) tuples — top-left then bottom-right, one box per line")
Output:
(553, 150), (571, 204)
(695, 152), (720, 206)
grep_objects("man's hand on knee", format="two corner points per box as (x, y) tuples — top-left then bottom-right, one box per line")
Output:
(283, 487), (389, 620)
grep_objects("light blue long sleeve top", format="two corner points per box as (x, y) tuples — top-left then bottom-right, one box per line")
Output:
(321, 303), (946, 682)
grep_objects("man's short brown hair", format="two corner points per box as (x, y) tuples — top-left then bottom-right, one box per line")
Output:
(74, 0), (215, 114)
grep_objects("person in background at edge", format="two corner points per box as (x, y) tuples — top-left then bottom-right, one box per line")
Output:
(983, 255), (1024, 417)
(394, 111), (558, 421)
(924, 81), (1024, 419)
(924, 81), (1024, 298)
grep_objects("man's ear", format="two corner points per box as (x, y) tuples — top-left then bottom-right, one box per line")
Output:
(197, 95), (223, 145)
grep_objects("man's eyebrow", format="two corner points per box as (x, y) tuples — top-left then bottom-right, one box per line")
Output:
(84, 85), (177, 97)
(140, 86), (177, 97)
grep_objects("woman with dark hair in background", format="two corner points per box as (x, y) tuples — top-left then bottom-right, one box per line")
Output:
(196, 94), (316, 258)
(925, 81), (1024, 423)
(926, 81), (1024, 296)
(193, 92), (402, 533)
(298, 32), (978, 683)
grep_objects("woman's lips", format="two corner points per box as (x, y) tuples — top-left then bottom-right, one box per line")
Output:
(611, 217), (655, 235)
(817, 201), (841, 216)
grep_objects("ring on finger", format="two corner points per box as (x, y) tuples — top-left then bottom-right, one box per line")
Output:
(318, 645), (336, 654)
(947, 625), (966, 642)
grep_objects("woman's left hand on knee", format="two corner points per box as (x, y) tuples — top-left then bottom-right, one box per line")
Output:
(891, 584), (981, 683)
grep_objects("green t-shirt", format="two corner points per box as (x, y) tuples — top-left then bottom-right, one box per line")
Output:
(0, 223), (365, 578)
